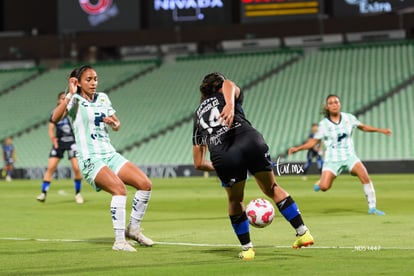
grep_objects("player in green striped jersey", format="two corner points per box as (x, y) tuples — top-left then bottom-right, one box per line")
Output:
(289, 95), (391, 215)
(52, 65), (153, 251)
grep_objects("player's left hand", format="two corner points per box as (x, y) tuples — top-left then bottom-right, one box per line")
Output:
(103, 116), (119, 129)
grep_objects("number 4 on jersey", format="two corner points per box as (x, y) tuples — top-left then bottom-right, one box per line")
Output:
(199, 106), (221, 134)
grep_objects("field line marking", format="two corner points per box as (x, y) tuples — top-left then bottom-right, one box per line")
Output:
(1, 237), (414, 250)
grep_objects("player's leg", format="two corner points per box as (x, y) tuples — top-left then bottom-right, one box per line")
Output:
(254, 171), (314, 248)
(37, 157), (60, 202)
(316, 155), (323, 173)
(316, 170), (336, 192)
(5, 163), (13, 181)
(224, 180), (255, 260)
(117, 161), (153, 246)
(69, 156), (83, 204)
(302, 151), (313, 179)
(68, 147), (83, 203)
(94, 166), (136, 251)
(350, 161), (385, 215)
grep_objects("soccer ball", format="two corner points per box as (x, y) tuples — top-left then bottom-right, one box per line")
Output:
(245, 198), (275, 228)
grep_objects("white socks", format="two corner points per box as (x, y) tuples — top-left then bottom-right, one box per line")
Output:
(129, 190), (152, 229)
(111, 195), (127, 242)
(363, 182), (376, 209)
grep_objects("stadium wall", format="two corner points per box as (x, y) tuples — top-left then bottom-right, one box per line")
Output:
(7, 160), (414, 180)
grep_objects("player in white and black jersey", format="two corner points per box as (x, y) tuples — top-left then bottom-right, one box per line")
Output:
(192, 72), (314, 260)
(52, 65), (153, 252)
(289, 95), (391, 215)
(37, 92), (84, 204)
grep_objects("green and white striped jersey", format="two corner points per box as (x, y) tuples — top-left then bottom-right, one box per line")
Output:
(67, 92), (116, 160)
(314, 112), (361, 162)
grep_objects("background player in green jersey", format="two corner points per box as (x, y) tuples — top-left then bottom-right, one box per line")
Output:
(289, 95), (391, 215)
(52, 65), (153, 251)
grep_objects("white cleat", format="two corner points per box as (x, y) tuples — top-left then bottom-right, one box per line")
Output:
(125, 225), (154, 246)
(75, 193), (84, 204)
(112, 240), (137, 252)
(5, 175), (12, 182)
(37, 193), (46, 202)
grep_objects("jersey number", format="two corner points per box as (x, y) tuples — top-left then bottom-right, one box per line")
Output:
(199, 107), (221, 134)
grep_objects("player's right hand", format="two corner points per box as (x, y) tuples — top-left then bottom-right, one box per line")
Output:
(68, 77), (78, 94)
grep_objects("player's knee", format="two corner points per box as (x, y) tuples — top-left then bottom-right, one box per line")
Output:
(140, 179), (152, 191)
(320, 186), (329, 192)
(111, 184), (127, 196)
(318, 180), (331, 191)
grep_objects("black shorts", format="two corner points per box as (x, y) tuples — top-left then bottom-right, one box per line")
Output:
(210, 129), (273, 186)
(49, 143), (77, 159)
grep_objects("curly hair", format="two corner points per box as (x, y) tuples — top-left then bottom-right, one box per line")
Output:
(199, 72), (226, 102)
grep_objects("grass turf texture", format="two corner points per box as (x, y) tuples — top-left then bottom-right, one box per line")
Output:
(0, 174), (413, 275)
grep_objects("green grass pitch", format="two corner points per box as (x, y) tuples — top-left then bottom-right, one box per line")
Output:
(1, 174), (413, 275)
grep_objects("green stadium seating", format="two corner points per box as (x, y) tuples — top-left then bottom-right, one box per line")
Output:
(6, 42), (414, 169)
(0, 61), (158, 141)
(0, 68), (41, 94)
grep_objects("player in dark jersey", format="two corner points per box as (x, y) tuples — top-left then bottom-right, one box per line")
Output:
(192, 72), (314, 260)
(302, 123), (324, 180)
(36, 92), (83, 204)
(2, 137), (15, 182)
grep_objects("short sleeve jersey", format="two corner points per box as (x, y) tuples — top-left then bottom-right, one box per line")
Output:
(192, 91), (253, 150)
(66, 92), (116, 159)
(2, 144), (14, 163)
(49, 112), (75, 146)
(314, 112), (361, 162)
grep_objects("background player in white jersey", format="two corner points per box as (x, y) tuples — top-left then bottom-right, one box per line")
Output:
(37, 92), (83, 204)
(51, 65), (153, 251)
(289, 95), (391, 215)
(193, 73), (314, 260)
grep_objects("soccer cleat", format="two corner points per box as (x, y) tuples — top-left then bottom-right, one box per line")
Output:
(238, 247), (255, 260)
(313, 180), (321, 192)
(125, 225), (154, 246)
(368, 207), (385, 216)
(36, 193), (46, 202)
(75, 193), (84, 204)
(5, 175), (12, 182)
(112, 240), (137, 252)
(293, 230), (314, 249)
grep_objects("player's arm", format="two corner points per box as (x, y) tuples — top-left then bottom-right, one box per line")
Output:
(220, 79), (240, 128)
(51, 97), (69, 123)
(52, 77), (77, 123)
(48, 122), (58, 149)
(103, 113), (121, 131)
(357, 124), (392, 136)
(192, 145), (214, 171)
(288, 138), (321, 155)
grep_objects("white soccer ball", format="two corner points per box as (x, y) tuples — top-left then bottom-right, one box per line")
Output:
(245, 198), (275, 228)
